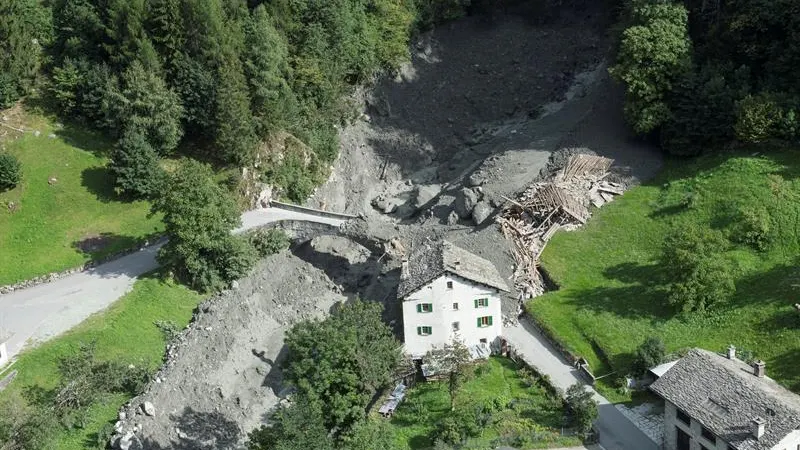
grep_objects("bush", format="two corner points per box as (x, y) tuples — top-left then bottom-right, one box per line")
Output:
(0, 152), (21, 191)
(249, 228), (290, 257)
(735, 94), (783, 143)
(432, 416), (463, 446)
(565, 384), (597, 435)
(632, 336), (665, 375)
(731, 205), (773, 251)
(661, 226), (736, 312)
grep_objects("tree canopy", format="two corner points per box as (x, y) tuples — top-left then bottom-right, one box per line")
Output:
(283, 299), (401, 435)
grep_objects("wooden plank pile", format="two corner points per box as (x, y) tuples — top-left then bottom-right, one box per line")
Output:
(498, 154), (622, 299)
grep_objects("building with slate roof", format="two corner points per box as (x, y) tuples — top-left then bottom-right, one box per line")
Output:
(650, 347), (800, 450)
(398, 240), (509, 357)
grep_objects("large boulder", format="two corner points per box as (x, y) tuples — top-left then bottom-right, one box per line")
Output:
(471, 201), (494, 225)
(115, 432), (143, 450)
(412, 184), (442, 209)
(141, 401), (155, 417)
(466, 171), (486, 187)
(454, 188), (480, 219)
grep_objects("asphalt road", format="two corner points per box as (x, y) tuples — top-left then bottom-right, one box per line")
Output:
(0, 207), (348, 361)
(504, 318), (660, 450)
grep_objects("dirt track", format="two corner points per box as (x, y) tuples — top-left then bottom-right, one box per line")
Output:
(113, 4), (664, 448)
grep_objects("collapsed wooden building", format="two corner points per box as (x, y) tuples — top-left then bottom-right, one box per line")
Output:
(498, 153), (622, 300)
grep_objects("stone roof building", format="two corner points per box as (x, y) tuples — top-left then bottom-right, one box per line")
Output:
(397, 240), (509, 298)
(398, 241), (509, 357)
(650, 347), (800, 450)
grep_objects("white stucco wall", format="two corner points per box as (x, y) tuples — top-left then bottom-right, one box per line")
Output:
(0, 341), (8, 368)
(401, 274), (502, 357)
(772, 429), (800, 450)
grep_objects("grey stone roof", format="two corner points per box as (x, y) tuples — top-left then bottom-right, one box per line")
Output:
(650, 348), (800, 450)
(398, 240), (510, 298)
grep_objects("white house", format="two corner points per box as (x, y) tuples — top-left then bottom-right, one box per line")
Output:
(397, 241), (510, 358)
(0, 328), (10, 368)
(650, 347), (800, 450)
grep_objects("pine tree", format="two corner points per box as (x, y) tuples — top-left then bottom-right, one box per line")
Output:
(109, 129), (163, 198)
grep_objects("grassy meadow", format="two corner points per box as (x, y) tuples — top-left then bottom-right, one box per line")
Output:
(0, 112), (163, 285)
(528, 148), (800, 401)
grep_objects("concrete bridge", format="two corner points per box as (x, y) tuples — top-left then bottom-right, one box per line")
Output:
(0, 203), (357, 363)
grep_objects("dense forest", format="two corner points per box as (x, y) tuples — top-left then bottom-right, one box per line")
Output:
(611, 0), (800, 155)
(0, 0), (475, 201)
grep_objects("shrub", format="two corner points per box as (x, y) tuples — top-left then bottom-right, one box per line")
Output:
(565, 384), (598, 435)
(0, 152), (21, 191)
(632, 336), (665, 375)
(249, 228), (290, 257)
(661, 226), (736, 312)
(154, 319), (181, 342)
(432, 416), (462, 446)
(735, 94), (782, 143)
(731, 205), (773, 251)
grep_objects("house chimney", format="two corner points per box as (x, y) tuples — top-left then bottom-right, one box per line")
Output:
(727, 345), (737, 360)
(753, 360), (766, 378)
(751, 417), (766, 439)
(401, 258), (409, 280)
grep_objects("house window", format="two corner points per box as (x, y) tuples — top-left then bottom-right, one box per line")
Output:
(477, 316), (493, 328)
(474, 298), (489, 308)
(676, 427), (690, 450)
(452, 302), (459, 310)
(416, 303), (433, 313)
(480, 338), (487, 344)
(417, 326), (432, 336)
(452, 322), (460, 331)
(446, 281), (453, 289)
(700, 426), (715, 444)
(676, 409), (690, 425)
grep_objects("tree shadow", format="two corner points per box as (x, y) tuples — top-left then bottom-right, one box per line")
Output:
(71, 232), (142, 258)
(139, 407), (241, 450)
(768, 347), (800, 392)
(56, 122), (113, 157)
(80, 166), (120, 203)
(557, 261), (672, 322)
(729, 258), (800, 308)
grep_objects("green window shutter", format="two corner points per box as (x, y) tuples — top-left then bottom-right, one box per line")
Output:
(477, 317), (481, 327)
(417, 326), (422, 335)
(484, 298), (489, 307)
(416, 304), (422, 313)
(474, 299), (478, 308)
(488, 316), (493, 326)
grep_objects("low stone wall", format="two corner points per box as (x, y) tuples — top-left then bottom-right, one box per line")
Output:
(0, 234), (166, 295)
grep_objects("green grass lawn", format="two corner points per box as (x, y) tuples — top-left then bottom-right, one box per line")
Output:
(528, 148), (800, 401)
(383, 357), (582, 449)
(0, 273), (202, 449)
(0, 114), (163, 285)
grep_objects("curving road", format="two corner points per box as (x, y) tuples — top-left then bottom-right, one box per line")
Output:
(0, 206), (350, 362)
